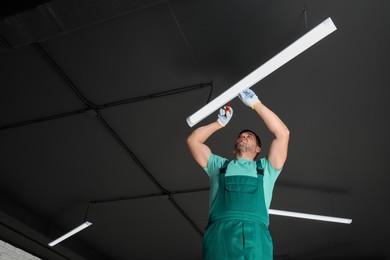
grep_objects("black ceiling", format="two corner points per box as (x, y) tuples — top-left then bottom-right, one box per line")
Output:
(1, 0), (389, 259)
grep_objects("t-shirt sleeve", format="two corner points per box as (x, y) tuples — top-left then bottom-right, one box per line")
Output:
(204, 153), (228, 177)
(261, 157), (282, 180)
(260, 157), (283, 210)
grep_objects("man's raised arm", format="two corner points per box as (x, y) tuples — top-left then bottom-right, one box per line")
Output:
(239, 89), (290, 170)
(187, 107), (233, 168)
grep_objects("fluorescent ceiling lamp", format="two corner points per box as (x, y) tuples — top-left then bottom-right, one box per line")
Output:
(269, 209), (352, 224)
(48, 221), (92, 247)
(186, 17), (337, 127)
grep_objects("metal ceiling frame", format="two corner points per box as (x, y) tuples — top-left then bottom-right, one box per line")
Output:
(0, 1), (215, 248)
(0, 42), (213, 246)
(0, 43), (213, 132)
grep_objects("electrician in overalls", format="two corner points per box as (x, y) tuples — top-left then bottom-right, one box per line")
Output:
(187, 89), (290, 259)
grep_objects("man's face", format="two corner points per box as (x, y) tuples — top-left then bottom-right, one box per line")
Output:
(234, 132), (260, 154)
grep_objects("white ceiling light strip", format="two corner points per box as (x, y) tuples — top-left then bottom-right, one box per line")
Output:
(186, 17), (337, 127)
(48, 221), (92, 247)
(269, 209), (352, 224)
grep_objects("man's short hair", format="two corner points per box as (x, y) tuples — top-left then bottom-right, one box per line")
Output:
(238, 129), (262, 148)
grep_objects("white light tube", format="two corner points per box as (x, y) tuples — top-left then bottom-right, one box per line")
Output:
(48, 221), (92, 247)
(269, 209), (352, 224)
(186, 17), (337, 127)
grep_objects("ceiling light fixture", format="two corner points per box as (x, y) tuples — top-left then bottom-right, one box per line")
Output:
(269, 209), (352, 224)
(186, 17), (337, 127)
(48, 221), (92, 247)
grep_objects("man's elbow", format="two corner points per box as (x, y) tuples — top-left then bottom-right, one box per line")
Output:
(284, 128), (290, 139)
(278, 127), (290, 140)
(186, 134), (193, 144)
(186, 134), (197, 147)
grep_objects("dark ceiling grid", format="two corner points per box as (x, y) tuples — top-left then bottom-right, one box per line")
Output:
(0, 111), (164, 260)
(33, 43), (95, 108)
(1, 3), (215, 251)
(89, 186), (211, 236)
(0, 2), (335, 259)
(86, 0), (214, 239)
(97, 89), (214, 192)
(0, 14), (214, 260)
(95, 109), (174, 193)
(90, 186), (210, 205)
(0, 108), (85, 131)
(0, 31), (213, 260)
(40, 52), (206, 241)
(32, 2), (209, 106)
(82, 196), (204, 260)
(0, 81), (212, 131)
(3, 0), (390, 259)
(84, 1), (215, 237)
(0, 45), (85, 126)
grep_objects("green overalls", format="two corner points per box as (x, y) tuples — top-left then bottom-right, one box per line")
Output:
(203, 161), (273, 260)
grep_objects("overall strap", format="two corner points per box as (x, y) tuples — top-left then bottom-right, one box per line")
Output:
(256, 160), (264, 175)
(219, 160), (230, 174)
(219, 160), (264, 175)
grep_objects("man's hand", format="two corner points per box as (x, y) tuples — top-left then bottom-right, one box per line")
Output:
(217, 106), (233, 127)
(187, 108), (229, 168)
(238, 89), (261, 109)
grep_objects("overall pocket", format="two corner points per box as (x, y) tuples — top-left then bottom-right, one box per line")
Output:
(224, 176), (258, 212)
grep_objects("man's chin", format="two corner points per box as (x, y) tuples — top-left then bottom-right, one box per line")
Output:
(235, 144), (248, 153)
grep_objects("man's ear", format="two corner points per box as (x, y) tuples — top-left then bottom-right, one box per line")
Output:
(256, 146), (261, 153)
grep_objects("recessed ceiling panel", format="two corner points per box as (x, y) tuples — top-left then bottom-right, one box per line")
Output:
(170, 0), (306, 87)
(0, 45), (84, 126)
(79, 196), (202, 260)
(0, 113), (160, 218)
(39, 3), (208, 105)
(171, 191), (210, 232)
(270, 216), (353, 258)
(100, 86), (212, 191)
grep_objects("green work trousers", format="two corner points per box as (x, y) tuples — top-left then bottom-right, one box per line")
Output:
(203, 174), (273, 260)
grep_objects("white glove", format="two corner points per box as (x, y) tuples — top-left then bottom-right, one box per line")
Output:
(217, 106), (233, 127)
(238, 89), (261, 109)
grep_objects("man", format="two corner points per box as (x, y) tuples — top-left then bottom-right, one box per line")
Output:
(187, 89), (290, 259)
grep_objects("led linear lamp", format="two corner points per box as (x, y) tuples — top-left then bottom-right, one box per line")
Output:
(186, 17), (337, 127)
(48, 221), (92, 247)
(269, 209), (352, 224)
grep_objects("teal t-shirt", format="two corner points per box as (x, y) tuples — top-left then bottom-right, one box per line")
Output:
(204, 153), (282, 212)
